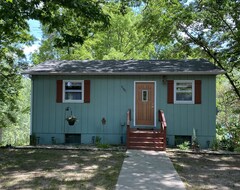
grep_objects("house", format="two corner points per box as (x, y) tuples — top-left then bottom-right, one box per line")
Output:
(23, 59), (225, 150)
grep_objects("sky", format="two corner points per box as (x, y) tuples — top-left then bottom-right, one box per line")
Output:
(23, 19), (42, 59)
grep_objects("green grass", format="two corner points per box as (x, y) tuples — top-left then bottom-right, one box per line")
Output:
(0, 149), (125, 189)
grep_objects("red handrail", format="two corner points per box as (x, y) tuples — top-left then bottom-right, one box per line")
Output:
(126, 109), (131, 148)
(158, 110), (167, 150)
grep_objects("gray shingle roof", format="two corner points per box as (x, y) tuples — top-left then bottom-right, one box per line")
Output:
(23, 59), (225, 75)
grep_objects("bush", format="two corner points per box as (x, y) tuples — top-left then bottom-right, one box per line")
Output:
(96, 143), (111, 149)
(191, 128), (200, 151)
(177, 141), (190, 150)
(95, 136), (101, 145)
(211, 138), (220, 151)
(94, 136), (110, 149)
(234, 146), (240, 153)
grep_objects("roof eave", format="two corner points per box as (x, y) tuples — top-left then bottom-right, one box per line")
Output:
(22, 70), (226, 76)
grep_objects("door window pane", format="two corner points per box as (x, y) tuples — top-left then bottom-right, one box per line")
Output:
(142, 90), (148, 102)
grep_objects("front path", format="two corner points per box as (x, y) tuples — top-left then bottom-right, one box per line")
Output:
(116, 150), (186, 190)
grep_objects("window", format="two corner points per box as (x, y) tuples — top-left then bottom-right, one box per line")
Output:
(142, 90), (148, 102)
(174, 80), (194, 104)
(63, 80), (84, 103)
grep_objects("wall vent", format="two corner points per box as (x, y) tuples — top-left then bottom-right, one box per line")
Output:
(65, 134), (81, 144)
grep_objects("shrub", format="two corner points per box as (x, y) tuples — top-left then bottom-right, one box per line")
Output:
(234, 146), (240, 153)
(177, 141), (190, 150)
(211, 138), (220, 151)
(96, 143), (111, 149)
(190, 128), (200, 151)
(95, 136), (101, 145)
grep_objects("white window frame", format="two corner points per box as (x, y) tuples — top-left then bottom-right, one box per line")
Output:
(174, 80), (194, 104)
(63, 80), (84, 103)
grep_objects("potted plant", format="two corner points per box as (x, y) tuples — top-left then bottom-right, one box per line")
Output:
(66, 115), (77, 126)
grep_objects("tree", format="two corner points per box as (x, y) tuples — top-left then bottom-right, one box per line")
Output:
(1, 78), (31, 145)
(1, 0), (109, 47)
(0, 56), (23, 128)
(0, 0), (110, 129)
(32, 4), (156, 62)
(139, 0), (240, 100)
(216, 76), (240, 150)
(138, 0), (240, 150)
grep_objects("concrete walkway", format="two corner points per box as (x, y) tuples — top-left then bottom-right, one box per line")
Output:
(116, 150), (186, 190)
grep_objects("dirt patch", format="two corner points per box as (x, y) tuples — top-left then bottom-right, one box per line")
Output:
(0, 149), (125, 190)
(167, 151), (240, 190)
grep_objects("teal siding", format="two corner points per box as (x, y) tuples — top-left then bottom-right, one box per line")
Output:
(160, 75), (216, 147)
(31, 75), (216, 148)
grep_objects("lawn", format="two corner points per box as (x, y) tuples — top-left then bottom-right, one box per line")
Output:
(0, 149), (125, 190)
(167, 151), (240, 190)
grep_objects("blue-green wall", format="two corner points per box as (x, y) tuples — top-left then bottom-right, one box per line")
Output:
(31, 75), (216, 148)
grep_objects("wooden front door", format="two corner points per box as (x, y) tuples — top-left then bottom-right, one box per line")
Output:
(135, 82), (155, 126)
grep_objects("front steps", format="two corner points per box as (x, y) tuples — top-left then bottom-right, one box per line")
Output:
(126, 109), (167, 151)
(127, 129), (166, 151)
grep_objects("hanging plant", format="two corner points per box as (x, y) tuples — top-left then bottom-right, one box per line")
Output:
(66, 115), (77, 126)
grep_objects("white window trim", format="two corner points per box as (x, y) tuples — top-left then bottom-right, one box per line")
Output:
(63, 80), (84, 103)
(174, 80), (195, 104)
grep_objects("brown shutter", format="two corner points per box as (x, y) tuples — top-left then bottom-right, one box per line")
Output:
(195, 80), (201, 104)
(84, 80), (90, 103)
(56, 80), (63, 103)
(167, 80), (174, 104)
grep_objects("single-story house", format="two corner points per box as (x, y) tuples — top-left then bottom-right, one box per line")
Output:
(23, 59), (225, 150)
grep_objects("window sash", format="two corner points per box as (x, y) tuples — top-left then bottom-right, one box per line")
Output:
(174, 80), (194, 104)
(63, 80), (84, 103)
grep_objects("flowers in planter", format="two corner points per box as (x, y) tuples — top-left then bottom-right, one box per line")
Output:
(66, 115), (77, 126)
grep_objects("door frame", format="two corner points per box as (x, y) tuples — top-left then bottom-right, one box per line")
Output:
(134, 81), (156, 127)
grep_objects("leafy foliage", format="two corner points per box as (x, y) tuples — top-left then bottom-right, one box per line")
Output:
(31, 4), (155, 63)
(1, 0), (109, 47)
(0, 0), (109, 131)
(211, 138), (220, 151)
(1, 79), (30, 145)
(140, 0), (240, 100)
(0, 44), (27, 128)
(216, 76), (240, 151)
(0, 0), (32, 128)
(177, 141), (190, 150)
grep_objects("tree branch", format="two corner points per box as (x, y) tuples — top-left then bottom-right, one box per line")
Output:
(179, 24), (240, 100)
